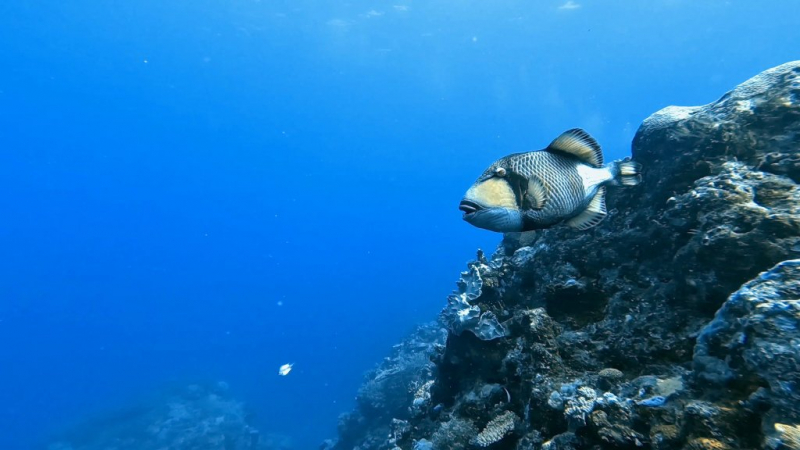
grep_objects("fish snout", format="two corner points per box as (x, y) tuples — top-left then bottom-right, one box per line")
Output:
(459, 202), (524, 232)
(459, 199), (481, 215)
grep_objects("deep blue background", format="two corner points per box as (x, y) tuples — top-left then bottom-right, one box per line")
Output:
(0, 1), (798, 448)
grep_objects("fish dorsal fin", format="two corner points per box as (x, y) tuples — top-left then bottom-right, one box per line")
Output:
(547, 128), (603, 167)
(565, 186), (607, 230)
(524, 175), (549, 210)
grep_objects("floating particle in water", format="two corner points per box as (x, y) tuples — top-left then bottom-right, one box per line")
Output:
(559, 1), (581, 10)
(278, 363), (293, 376)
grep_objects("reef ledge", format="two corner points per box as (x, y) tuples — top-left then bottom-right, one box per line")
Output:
(329, 61), (800, 450)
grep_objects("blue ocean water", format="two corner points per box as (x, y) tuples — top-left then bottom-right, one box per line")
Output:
(0, 1), (797, 448)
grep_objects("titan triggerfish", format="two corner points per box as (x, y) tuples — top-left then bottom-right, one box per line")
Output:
(459, 128), (642, 232)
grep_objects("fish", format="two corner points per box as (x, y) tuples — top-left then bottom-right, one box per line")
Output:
(459, 128), (641, 232)
(278, 363), (293, 376)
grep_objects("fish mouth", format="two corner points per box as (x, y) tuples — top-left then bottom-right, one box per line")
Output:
(459, 200), (481, 215)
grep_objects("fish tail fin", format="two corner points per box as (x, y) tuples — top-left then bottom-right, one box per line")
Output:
(611, 158), (642, 186)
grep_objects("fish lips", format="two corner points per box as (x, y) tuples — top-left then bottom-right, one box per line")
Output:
(459, 200), (482, 217)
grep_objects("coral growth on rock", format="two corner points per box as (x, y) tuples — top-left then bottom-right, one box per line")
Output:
(333, 323), (447, 450)
(331, 61), (800, 450)
(695, 260), (800, 449)
(473, 410), (518, 447)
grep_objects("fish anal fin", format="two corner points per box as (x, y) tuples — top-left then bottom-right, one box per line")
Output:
(565, 186), (607, 230)
(548, 128), (603, 167)
(524, 175), (549, 210)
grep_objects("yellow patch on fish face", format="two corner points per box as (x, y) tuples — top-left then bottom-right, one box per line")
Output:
(466, 178), (518, 210)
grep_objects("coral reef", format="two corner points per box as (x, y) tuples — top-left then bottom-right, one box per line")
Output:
(473, 411), (518, 447)
(334, 323), (447, 450)
(46, 382), (290, 450)
(331, 60), (800, 450)
(443, 259), (509, 341)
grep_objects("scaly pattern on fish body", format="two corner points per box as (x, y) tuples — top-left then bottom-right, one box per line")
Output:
(501, 150), (597, 228)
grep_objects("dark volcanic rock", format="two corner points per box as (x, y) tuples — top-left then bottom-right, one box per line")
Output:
(694, 260), (800, 450)
(332, 61), (800, 450)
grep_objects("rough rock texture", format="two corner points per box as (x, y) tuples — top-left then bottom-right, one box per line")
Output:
(695, 260), (800, 449)
(332, 323), (447, 450)
(46, 382), (291, 450)
(331, 61), (800, 450)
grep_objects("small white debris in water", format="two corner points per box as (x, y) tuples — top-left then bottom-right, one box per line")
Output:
(279, 363), (293, 376)
(559, 1), (581, 10)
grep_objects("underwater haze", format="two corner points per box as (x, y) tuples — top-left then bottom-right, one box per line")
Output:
(1, 1), (798, 449)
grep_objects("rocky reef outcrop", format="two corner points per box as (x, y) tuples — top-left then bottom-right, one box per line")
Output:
(329, 324), (447, 450)
(330, 61), (800, 450)
(46, 382), (291, 450)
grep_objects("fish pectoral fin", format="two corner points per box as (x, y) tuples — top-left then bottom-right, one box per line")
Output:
(524, 175), (549, 210)
(565, 186), (607, 230)
(547, 128), (603, 167)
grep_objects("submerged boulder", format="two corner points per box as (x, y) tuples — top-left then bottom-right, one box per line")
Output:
(332, 61), (800, 450)
(45, 382), (290, 450)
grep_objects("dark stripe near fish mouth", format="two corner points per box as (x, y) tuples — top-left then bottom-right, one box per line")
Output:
(459, 200), (481, 214)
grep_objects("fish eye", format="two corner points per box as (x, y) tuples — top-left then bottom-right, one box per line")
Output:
(494, 167), (507, 177)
